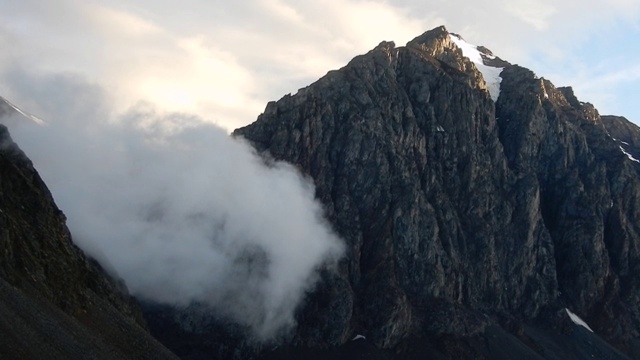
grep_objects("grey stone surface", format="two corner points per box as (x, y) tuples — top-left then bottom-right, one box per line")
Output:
(0, 122), (178, 359)
(232, 26), (640, 358)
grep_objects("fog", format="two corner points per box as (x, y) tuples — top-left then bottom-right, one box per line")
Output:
(0, 69), (343, 340)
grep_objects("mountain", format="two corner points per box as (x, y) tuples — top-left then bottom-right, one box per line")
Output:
(602, 115), (640, 163)
(3, 24), (640, 359)
(234, 25), (640, 358)
(0, 102), (178, 359)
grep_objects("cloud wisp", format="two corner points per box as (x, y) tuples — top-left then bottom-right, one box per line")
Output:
(1, 69), (343, 340)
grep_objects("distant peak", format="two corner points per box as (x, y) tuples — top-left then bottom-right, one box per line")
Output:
(447, 33), (508, 101)
(558, 87), (581, 108)
(406, 25), (450, 48)
(432, 25), (449, 34)
(407, 27), (509, 67)
(374, 40), (396, 51)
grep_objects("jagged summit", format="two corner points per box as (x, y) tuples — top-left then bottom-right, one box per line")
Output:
(405, 26), (509, 68)
(448, 33), (507, 101)
(402, 26), (509, 102)
(406, 25), (450, 47)
(300, 26), (509, 106)
(227, 25), (640, 359)
(405, 25), (462, 62)
(602, 115), (640, 162)
(449, 33), (510, 68)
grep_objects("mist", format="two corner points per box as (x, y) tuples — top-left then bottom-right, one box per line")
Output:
(0, 68), (343, 340)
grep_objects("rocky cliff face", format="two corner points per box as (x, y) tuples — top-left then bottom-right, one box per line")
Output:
(602, 115), (640, 163)
(9, 25), (636, 359)
(229, 26), (640, 358)
(0, 117), (177, 359)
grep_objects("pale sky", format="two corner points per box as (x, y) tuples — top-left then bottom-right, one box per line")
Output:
(1, 0), (639, 130)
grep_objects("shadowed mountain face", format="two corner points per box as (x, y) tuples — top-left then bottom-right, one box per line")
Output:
(0, 120), (178, 359)
(602, 115), (640, 163)
(228, 26), (640, 358)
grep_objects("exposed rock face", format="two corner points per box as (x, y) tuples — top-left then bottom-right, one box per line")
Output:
(0, 122), (177, 359)
(602, 115), (640, 162)
(230, 26), (640, 358)
(496, 68), (640, 352)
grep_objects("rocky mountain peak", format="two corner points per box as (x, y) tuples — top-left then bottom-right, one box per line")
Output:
(4, 24), (639, 359)
(226, 25), (640, 359)
(602, 115), (640, 162)
(405, 25), (454, 57)
(406, 26), (509, 68)
(405, 26), (512, 102)
(557, 86), (583, 108)
(373, 40), (396, 52)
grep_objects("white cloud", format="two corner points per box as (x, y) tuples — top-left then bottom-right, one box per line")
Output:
(0, 0), (435, 130)
(87, 4), (162, 37)
(261, 0), (306, 25)
(592, 64), (640, 86)
(505, 0), (556, 30)
(1, 69), (343, 340)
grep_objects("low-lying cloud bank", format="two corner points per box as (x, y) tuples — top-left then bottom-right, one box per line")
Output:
(1, 70), (343, 340)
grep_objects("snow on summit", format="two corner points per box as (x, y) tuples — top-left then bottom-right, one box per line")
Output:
(0, 97), (46, 126)
(619, 145), (640, 163)
(449, 34), (504, 102)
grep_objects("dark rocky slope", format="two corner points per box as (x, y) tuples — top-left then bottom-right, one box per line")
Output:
(602, 115), (640, 162)
(226, 26), (640, 358)
(0, 121), (178, 359)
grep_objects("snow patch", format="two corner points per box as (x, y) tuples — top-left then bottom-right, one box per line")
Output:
(619, 146), (640, 163)
(3, 99), (46, 125)
(352, 335), (366, 341)
(565, 308), (594, 332)
(449, 34), (504, 102)
(613, 138), (630, 146)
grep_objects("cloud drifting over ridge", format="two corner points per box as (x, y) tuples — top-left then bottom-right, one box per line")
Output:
(1, 68), (343, 339)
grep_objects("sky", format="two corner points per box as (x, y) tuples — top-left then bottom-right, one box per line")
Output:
(1, 0), (639, 130)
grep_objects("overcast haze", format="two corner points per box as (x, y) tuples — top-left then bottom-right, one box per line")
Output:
(1, 0), (639, 129)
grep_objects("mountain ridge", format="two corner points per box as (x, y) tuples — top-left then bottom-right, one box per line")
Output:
(229, 25), (640, 358)
(0, 120), (178, 358)
(2, 24), (640, 359)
